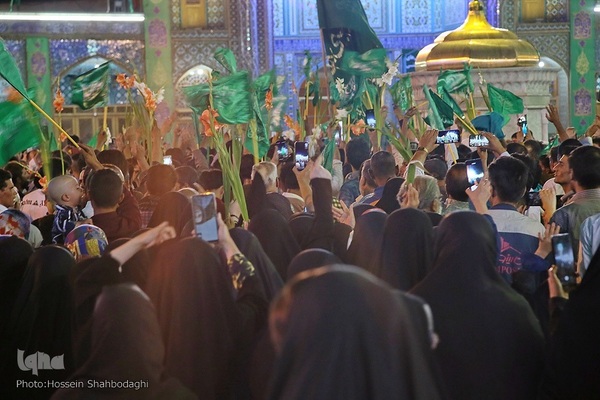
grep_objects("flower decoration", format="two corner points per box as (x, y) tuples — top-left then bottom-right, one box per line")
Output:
(351, 119), (366, 135)
(335, 108), (348, 121)
(53, 88), (64, 113)
(6, 87), (22, 104)
(375, 60), (399, 87)
(284, 115), (301, 139)
(200, 108), (223, 137)
(265, 89), (273, 111)
(116, 73), (135, 89)
(133, 81), (164, 113)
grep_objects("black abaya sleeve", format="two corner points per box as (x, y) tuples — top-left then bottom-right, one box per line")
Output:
(301, 178), (335, 250)
(228, 254), (269, 336)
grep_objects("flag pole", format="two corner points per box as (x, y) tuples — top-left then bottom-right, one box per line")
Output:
(27, 99), (80, 148)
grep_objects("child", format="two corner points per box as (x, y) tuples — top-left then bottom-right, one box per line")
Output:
(47, 175), (88, 244)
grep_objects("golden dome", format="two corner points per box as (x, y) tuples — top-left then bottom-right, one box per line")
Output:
(415, 0), (539, 71)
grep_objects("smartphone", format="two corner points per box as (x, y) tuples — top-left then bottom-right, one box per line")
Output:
(163, 155), (173, 165)
(294, 141), (309, 171)
(334, 131), (341, 146)
(436, 129), (460, 145)
(365, 109), (376, 128)
(191, 193), (219, 242)
(526, 191), (542, 207)
(469, 134), (490, 147)
(276, 140), (290, 161)
(552, 233), (577, 289)
(466, 158), (484, 187)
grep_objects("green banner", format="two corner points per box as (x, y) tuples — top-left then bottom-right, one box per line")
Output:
(570, 0), (596, 135)
(71, 62), (110, 110)
(0, 91), (43, 166)
(25, 38), (52, 116)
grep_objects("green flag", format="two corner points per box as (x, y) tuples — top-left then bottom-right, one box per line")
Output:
(339, 49), (387, 78)
(390, 75), (413, 111)
(0, 40), (28, 98)
(214, 47), (237, 74)
(71, 62), (110, 110)
(0, 93), (42, 166)
(437, 65), (474, 95)
(440, 86), (464, 118)
(322, 137), (336, 173)
(245, 98), (270, 158)
(317, 0), (383, 108)
(184, 71), (253, 125)
(423, 85), (454, 130)
(487, 83), (524, 126)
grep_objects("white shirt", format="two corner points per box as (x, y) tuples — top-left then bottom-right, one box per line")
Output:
(579, 213), (600, 277)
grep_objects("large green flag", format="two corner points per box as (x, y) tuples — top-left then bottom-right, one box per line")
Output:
(487, 83), (524, 126)
(317, 0), (383, 108)
(390, 75), (413, 111)
(183, 71), (253, 125)
(0, 93), (42, 166)
(423, 85), (454, 130)
(243, 69), (277, 158)
(0, 40), (28, 98)
(214, 47), (237, 74)
(437, 65), (474, 95)
(71, 62), (110, 110)
(338, 48), (387, 78)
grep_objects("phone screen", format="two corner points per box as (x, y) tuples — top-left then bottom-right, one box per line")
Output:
(276, 140), (290, 161)
(436, 129), (460, 144)
(163, 155), (173, 165)
(469, 134), (490, 147)
(191, 193), (219, 242)
(526, 191), (541, 207)
(466, 158), (484, 186)
(552, 233), (576, 288)
(522, 123), (528, 135)
(294, 141), (309, 171)
(365, 109), (376, 128)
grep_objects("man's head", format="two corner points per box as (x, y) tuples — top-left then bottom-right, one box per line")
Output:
(4, 161), (30, 193)
(488, 156), (528, 205)
(175, 166), (199, 189)
(368, 151), (396, 187)
(146, 164), (177, 196)
(88, 169), (124, 211)
(98, 149), (130, 184)
(252, 161), (278, 193)
(568, 146), (600, 191)
(279, 162), (299, 193)
(445, 163), (470, 202)
(345, 138), (371, 171)
(523, 140), (543, 160)
(199, 169), (224, 198)
(359, 160), (377, 196)
(47, 175), (85, 208)
(553, 140), (581, 186)
(0, 169), (16, 208)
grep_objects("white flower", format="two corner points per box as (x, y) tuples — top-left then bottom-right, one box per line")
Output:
(335, 108), (348, 121)
(155, 87), (165, 104)
(335, 77), (346, 97)
(311, 126), (322, 139)
(377, 60), (399, 87)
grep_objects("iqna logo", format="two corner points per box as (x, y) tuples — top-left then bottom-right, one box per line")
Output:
(17, 350), (64, 376)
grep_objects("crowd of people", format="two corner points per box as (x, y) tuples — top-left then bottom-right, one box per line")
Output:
(1, 102), (600, 399)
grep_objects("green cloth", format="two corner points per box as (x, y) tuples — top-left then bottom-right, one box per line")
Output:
(71, 62), (110, 110)
(423, 85), (454, 130)
(0, 40), (28, 98)
(440, 86), (464, 119)
(322, 137), (336, 173)
(437, 66), (474, 95)
(0, 92), (42, 166)
(390, 75), (413, 111)
(214, 47), (237, 74)
(471, 112), (506, 139)
(487, 83), (524, 126)
(338, 48), (387, 78)
(317, 0), (383, 108)
(183, 71), (253, 125)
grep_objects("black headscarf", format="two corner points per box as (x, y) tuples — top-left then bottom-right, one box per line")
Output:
(249, 209), (301, 281)
(288, 213), (351, 260)
(268, 265), (444, 400)
(375, 208), (433, 291)
(344, 209), (387, 273)
(148, 191), (193, 237)
(229, 228), (283, 301)
(52, 284), (197, 400)
(145, 237), (257, 399)
(375, 177), (404, 214)
(0, 236), (32, 340)
(539, 245), (600, 399)
(287, 248), (341, 279)
(411, 211), (544, 400)
(4, 246), (76, 399)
